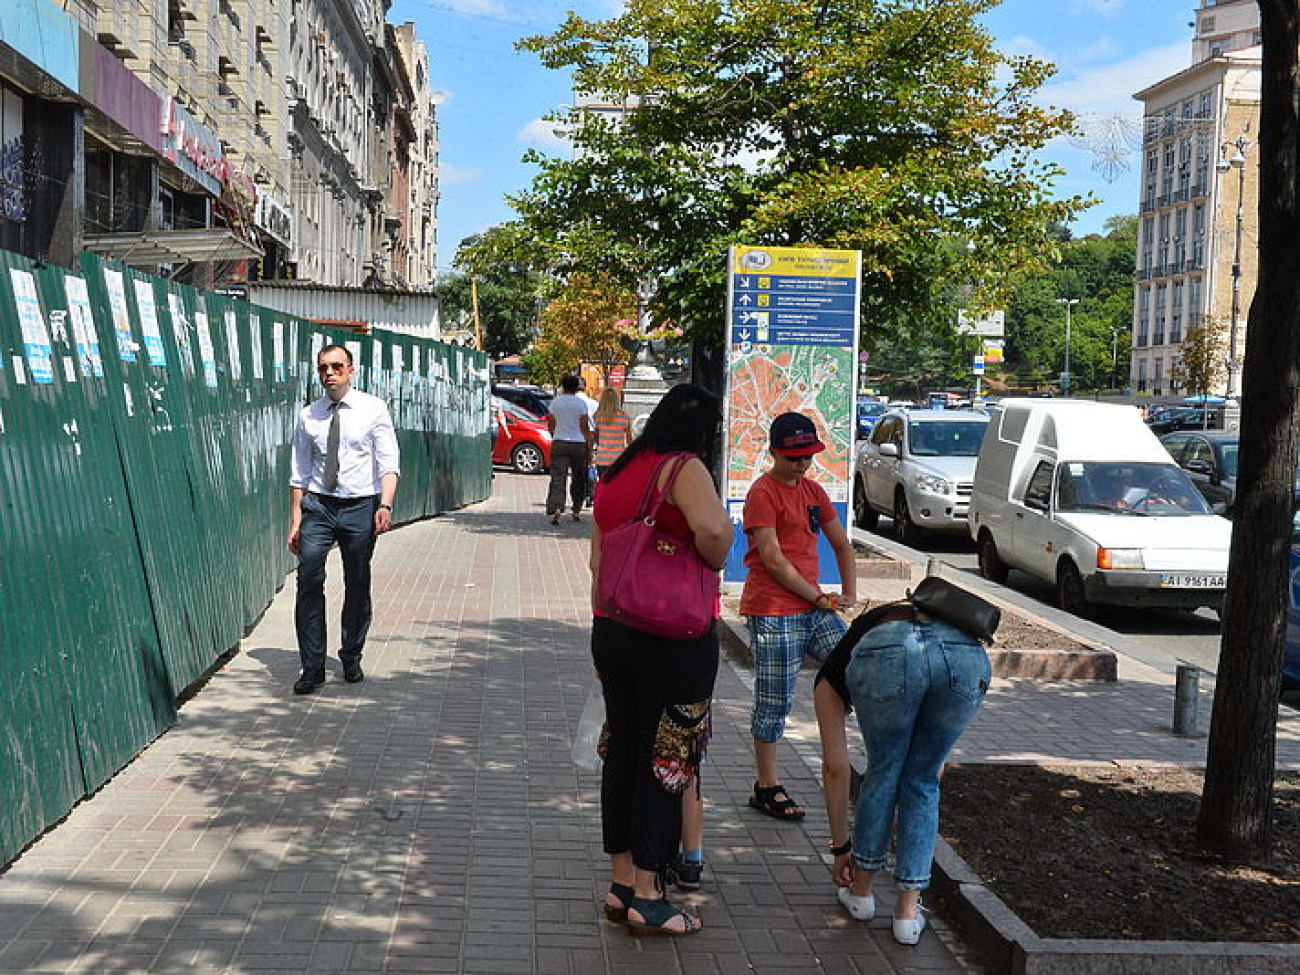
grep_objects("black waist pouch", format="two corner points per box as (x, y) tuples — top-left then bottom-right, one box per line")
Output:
(908, 576), (1000, 644)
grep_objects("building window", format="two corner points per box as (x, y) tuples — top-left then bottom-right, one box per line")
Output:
(1161, 144), (1175, 200)
(1144, 151), (1158, 206)
(1189, 276), (1203, 321)
(1137, 287), (1150, 347)
(1138, 359), (1148, 393)
(1193, 204), (1206, 267)
(1171, 280), (1184, 344)
(1155, 284), (1167, 345)
(1158, 213), (1171, 272)
(1174, 208), (1188, 268)
(1153, 358), (1164, 396)
(1141, 217), (1155, 274)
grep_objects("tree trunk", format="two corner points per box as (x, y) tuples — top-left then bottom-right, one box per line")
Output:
(1196, 0), (1300, 858)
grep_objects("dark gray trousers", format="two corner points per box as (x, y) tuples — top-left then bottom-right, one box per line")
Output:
(295, 492), (378, 673)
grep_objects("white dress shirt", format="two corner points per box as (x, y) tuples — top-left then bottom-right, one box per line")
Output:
(291, 388), (401, 497)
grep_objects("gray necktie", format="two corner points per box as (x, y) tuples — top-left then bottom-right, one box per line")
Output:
(322, 401), (341, 492)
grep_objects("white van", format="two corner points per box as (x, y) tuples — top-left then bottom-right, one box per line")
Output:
(968, 399), (1231, 616)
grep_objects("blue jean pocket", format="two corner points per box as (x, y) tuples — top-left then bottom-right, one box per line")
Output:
(854, 643), (908, 703)
(941, 640), (991, 702)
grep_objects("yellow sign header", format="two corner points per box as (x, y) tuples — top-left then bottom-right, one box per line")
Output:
(731, 245), (861, 278)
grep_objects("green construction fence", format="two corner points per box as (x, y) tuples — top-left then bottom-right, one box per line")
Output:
(0, 251), (490, 866)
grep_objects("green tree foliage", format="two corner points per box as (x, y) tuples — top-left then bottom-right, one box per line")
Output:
(525, 274), (639, 386)
(999, 215), (1136, 391)
(435, 226), (547, 358)
(1172, 315), (1227, 400)
(514, 0), (1090, 355)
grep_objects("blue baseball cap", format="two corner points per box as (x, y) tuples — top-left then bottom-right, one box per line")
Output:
(769, 412), (825, 457)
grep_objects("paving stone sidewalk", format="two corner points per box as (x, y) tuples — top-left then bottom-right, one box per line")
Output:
(0, 473), (979, 975)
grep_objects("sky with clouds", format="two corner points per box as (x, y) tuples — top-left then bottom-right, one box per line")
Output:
(387, 0), (1200, 272)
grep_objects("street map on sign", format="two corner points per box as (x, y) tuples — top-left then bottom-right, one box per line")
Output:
(726, 343), (854, 502)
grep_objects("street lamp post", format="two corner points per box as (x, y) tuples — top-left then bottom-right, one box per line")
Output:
(1056, 298), (1079, 396)
(1216, 134), (1251, 400)
(1110, 327), (1120, 392)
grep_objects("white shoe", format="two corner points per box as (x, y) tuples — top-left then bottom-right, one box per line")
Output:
(892, 909), (927, 945)
(837, 886), (875, 921)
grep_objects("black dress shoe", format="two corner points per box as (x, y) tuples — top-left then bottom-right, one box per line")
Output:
(294, 670), (325, 694)
(343, 661), (365, 683)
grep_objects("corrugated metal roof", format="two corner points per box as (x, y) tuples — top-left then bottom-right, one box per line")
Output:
(247, 282), (440, 339)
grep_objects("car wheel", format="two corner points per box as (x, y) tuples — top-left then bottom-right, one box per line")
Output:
(894, 490), (921, 546)
(511, 442), (544, 474)
(1056, 560), (1091, 618)
(853, 476), (878, 530)
(977, 531), (1010, 584)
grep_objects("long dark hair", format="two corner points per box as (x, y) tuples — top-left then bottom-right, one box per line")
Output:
(604, 383), (721, 482)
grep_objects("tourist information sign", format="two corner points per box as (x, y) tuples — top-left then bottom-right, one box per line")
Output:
(723, 245), (861, 585)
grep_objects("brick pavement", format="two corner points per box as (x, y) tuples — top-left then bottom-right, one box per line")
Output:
(6, 471), (1299, 974)
(0, 472), (977, 975)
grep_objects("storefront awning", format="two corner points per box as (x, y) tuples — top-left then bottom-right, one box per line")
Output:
(82, 228), (263, 266)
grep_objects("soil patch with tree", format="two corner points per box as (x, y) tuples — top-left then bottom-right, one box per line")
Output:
(939, 764), (1300, 943)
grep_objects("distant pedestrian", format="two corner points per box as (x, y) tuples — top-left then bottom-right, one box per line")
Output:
(579, 378), (600, 505)
(591, 383), (732, 936)
(287, 344), (400, 695)
(592, 386), (632, 482)
(546, 375), (593, 524)
(740, 412), (857, 821)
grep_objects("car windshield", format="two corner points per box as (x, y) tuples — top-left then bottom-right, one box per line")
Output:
(493, 397), (541, 423)
(1055, 461), (1212, 516)
(907, 420), (987, 457)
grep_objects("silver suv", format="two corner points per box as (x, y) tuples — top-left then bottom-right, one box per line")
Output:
(854, 408), (990, 543)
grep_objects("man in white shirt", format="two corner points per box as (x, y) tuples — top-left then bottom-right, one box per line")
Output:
(546, 374), (594, 524)
(288, 344), (401, 694)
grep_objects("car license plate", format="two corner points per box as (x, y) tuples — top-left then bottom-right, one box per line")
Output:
(1159, 573), (1226, 589)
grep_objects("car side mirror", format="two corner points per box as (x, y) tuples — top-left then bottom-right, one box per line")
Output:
(879, 442), (899, 457)
(1212, 500), (1229, 515)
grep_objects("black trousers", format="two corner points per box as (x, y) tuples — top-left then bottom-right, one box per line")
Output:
(592, 617), (718, 872)
(295, 492), (378, 673)
(546, 440), (589, 514)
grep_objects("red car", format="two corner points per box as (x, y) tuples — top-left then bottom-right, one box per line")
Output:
(492, 396), (552, 473)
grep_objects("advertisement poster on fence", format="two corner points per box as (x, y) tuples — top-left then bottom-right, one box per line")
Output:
(722, 245), (861, 586)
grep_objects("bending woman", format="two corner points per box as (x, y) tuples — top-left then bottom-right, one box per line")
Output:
(590, 383), (732, 936)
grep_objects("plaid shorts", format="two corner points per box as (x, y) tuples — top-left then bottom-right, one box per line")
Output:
(748, 609), (847, 742)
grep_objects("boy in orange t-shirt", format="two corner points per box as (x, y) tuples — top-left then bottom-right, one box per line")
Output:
(741, 412), (857, 821)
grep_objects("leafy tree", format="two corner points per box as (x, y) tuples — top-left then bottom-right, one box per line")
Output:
(525, 273), (639, 386)
(1172, 315), (1227, 401)
(514, 0), (1090, 382)
(436, 226), (547, 358)
(1197, 0), (1300, 860)
(998, 215), (1136, 391)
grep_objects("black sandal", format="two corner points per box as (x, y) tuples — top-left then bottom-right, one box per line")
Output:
(748, 781), (807, 821)
(627, 895), (702, 936)
(604, 882), (634, 922)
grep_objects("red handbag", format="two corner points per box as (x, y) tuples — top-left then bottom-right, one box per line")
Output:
(596, 452), (720, 640)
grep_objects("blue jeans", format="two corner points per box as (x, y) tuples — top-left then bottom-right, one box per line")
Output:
(295, 492), (379, 673)
(846, 619), (990, 889)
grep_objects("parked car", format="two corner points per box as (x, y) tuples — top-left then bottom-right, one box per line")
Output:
(1161, 431), (1300, 517)
(1146, 406), (1220, 436)
(491, 396), (551, 473)
(492, 384), (551, 418)
(968, 399), (1230, 617)
(856, 400), (888, 439)
(853, 408), (990, 543)
(1284, 516), (1300, 691)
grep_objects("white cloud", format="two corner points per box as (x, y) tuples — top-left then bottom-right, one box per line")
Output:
(439, 0), (515, 19)
(1041, 41), (1188, 117)
(1070, 0), (1126, 14)
(517, 117), (570, 152)
(439, 163), (484, 186)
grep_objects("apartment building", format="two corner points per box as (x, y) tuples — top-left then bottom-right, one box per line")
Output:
(0, 0), (439, 291)
(1131, 0), (1260, 397)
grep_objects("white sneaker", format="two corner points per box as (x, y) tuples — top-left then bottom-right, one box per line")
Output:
(837, 886), (875, 921)
(892, 910), (927, 945)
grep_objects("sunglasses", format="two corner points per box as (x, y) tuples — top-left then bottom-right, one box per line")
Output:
(317, 362), (349, 373)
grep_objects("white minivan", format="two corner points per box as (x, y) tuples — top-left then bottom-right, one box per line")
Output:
(968, 399), (1231, 616)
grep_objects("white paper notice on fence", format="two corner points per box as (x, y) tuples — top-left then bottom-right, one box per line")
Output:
(64, 275), (103, 378)
(102, 268), (136, 363)
(133, 280), (166, 367)
(194, 307), (219, 388)
(9, 268), (53, 384)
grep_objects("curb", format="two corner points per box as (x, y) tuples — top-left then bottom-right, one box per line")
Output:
(931, 839), (1300, 974)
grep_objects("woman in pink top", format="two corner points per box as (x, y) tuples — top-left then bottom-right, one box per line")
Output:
(590, 384), (732, 936)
